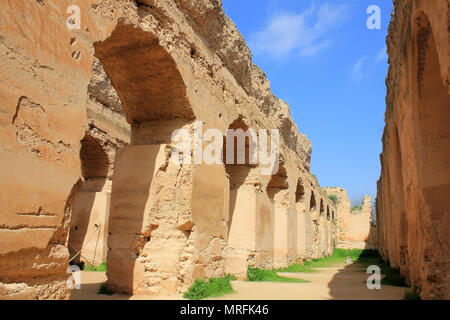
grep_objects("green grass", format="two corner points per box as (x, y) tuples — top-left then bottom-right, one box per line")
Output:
(381, 266), (407, 287)
(183, 275), (236, 300)
(278, 249), (364, 273)
(328, 195), (340, 205)
(404, 287), (421, 300)
(247, 267), (310, 283)
(84, 261), (107, 272)
(353, 250), (408, 287)
(97, 282), (114, 295)
(277, 263), (316, 273)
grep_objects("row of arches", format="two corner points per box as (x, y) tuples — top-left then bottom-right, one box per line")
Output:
(66, 22), (337, 296)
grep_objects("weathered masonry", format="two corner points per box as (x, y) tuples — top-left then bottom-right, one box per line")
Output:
(376, 0), (449, 300)
(0, 0), (337, 299)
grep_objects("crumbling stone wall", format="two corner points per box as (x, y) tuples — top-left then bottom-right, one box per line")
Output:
(377, 0), (449, 299)
(68, 58), (130, 267)
(325, 188), (375, 250)
(0, 0), (337, 299)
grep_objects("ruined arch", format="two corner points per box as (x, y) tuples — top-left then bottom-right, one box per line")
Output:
(327, 206), (331, 221)
(310, 190), (317, 212)
(80, 134), (109, 180)
(319, 199), (325, 216)
(94, 23), (194, 124)
(295, 179), (307, 258)
(68, 133), (110, 266)
(295, 180), (305, 204)
(224, 118), (254, 266)
(267, 163), (289, 200)
(91, 23), (196, 295)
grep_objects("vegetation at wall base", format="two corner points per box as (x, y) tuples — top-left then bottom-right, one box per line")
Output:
(183, 275), (236, 300)
(355, 250), (408, 287)
(404, 286), (421, 300)
(84, 261), (107, 272)
(278, 249), (408, 288)
(97, 282), (114, 295)
(247, 267), (310, 283)
(279, 249), (364, 272)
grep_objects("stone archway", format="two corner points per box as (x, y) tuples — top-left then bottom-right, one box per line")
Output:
(268, 163), (295, 268)
(92, 22), (195, 295)
(223, 118), (258, 277)
(295, 180), (307, 259)
(68, 133), (110, 267)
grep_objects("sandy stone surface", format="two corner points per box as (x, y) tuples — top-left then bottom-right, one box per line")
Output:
(376, 0), (449, 299)
(0, 0), (338, 299)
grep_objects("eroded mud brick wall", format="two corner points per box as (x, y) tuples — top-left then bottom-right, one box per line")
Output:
(326, 188), (376, 250)
(377, 0), (449, 299)
(0, 0), (337, 299)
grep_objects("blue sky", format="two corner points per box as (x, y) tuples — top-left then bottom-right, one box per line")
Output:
(222, 0), (392, 205)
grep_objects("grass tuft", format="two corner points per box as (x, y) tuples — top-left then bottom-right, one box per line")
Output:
(279, 249), (364, 273)
(84, 261), (107, 272)
(404, 286), (421, 300)
(183, 275), (236, 300)
(381, 266), (407, 287)
(247, 267), (309, 283)
(328, 195), (340, 205)
(97, 282), (114, 295)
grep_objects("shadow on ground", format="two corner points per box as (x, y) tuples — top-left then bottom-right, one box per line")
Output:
(327, 258), (406, 300)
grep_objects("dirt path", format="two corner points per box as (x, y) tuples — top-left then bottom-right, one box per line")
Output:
(71, 271), (182, 300)
(213, 263), (406, 300)
(73, 262), (406, 300)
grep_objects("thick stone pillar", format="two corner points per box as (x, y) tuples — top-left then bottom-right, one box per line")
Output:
(273, 204), (297, 268)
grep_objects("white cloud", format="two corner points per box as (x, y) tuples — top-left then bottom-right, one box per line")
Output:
(249, 3), (349, 59)
(376, 45), (388, 62)
(351, 56), (367, 82)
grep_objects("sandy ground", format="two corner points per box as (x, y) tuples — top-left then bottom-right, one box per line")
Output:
(71, 272), (183, 300)
(72, 262), (406, 300)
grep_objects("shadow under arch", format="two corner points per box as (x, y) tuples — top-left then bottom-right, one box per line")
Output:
(68, 133), (108, 266)
(224, 117), (254, 241)
(295, 179), (307, 258)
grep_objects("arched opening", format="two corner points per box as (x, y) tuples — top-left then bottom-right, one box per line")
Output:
(295, 182), (305, 204)
(295, 180), (307, 258)
(224, 118), (258, 276)
(320, 199), (325, 216)
(68, 133), (110, 267)
(310, 191), (317, 212)
(92, 22), (195, 295)
(304, 190), (316, 258)
(327, 206), (331, 221)
(267, 164), (289, 200)
(268, 162), (295, 267)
